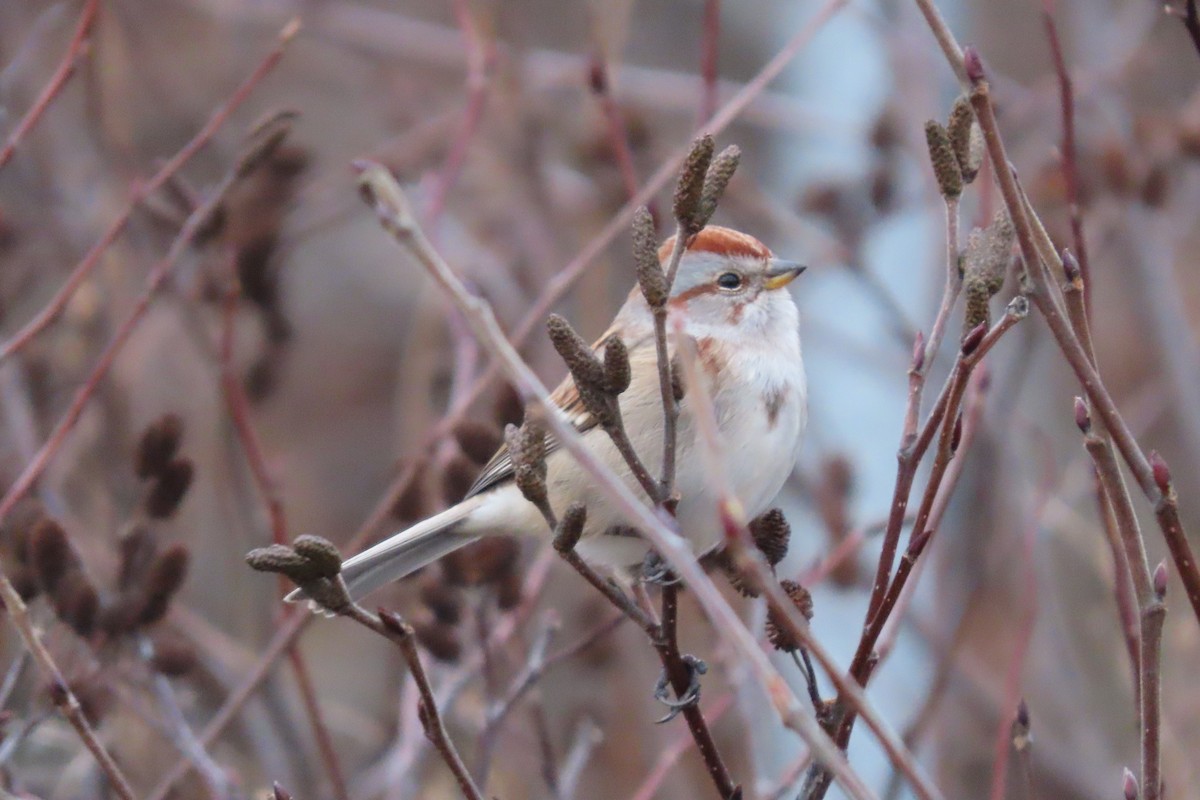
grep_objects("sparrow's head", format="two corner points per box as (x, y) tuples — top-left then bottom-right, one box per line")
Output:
(659, 226), (805, 336)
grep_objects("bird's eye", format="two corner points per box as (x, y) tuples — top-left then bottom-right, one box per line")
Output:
(716, 272), (743, 290)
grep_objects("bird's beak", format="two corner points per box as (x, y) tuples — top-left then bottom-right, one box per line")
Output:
(763, 260), (806, 290)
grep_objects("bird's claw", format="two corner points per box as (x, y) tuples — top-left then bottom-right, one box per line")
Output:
(654, 654), (707, 723)
(641, 552), (681, 586)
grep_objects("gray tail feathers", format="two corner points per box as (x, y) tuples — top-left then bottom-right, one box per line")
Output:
(285, 499), (479, 608)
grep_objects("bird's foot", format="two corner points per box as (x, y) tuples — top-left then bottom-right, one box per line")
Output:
(654, 654), (707, 723)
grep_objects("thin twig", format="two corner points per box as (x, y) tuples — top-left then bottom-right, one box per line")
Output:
(629, 693), (734, 800)
(342, 604), (485, 800)
(474, 614), (558, 787)
(0, 581), (136, 800)
(909, 11), (1184, 795)
(425, 0), (495, 226)
(138, 635), (232, 799)
(986, 450), (1049, 800)
(587, 48), (644, 207)
(699, 0), (721, 123)
(1040, 3), (1091, 316)
(0, 19), (299, 364)
(219, 244), (350, 800)
(1140, 583), (1167, 800)
(0, 0), (99, 172)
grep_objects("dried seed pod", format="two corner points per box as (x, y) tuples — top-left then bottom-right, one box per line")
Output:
(749, 509), (790, 567)
(1, 498), (46, 562)
(145, 458), (194, 519)
(546, 315), (603, 387)
(138, 544), (190, 625)
(696, 144), (741, 228)
(293, 536), (343, 579)
(246, 543), (310, 579)
(553, 503), (587, 553)
(506, 419), (550, 509)
(452, 420), (503, 465)
(765, 580), (814, 652)
(674, 135), (715, 234)
(495, 569), (523, 611)
(716, 550), (760, 598)
(54, 574), (99, 639)
(924, 120), (963, 199)
(961, 210), (1014, 332)
(9, 566), (39, 601)
(633, 207), (667, 309)
(135, 414), (184, 479)
(118, 525), (158, 591)
(603, 336), (632, 395)
(29, 519), (78, 594)
(150, 634), (198, 677)
(946, 97), (983, 183)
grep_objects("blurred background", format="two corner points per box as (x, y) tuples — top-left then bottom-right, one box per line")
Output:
(0, 0), (1198, 797)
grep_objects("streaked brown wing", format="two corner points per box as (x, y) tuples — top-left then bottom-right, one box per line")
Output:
(464, 318), (645, 499)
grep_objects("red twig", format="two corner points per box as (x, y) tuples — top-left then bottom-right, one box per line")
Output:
(986, 445), (1049, 800)
(699, 0), (721, 123)
(219, 259), (351, 800)
(1040, 2), (1091, 318)
(0, 581), (136, 800)
(0, 19), (299, 365)
(0, 0), (100, 172)
(588, 51), (645, 208)
(629, 693), (734, 800)
(424, 0), (495, 227)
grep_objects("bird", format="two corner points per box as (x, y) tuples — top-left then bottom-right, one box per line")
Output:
(290, 225), (806, 604)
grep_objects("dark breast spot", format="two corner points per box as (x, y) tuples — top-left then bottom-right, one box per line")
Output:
(764, 386), (790, 427)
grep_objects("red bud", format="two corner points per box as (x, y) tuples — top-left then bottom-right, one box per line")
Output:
(963, 46), (985, 83)
(1153, 560), (1168, 600)
(961, 321), (987, 356)
(1061, 248), (1080, 283)
(1123, 767), (1139, 800)
(1073, 397), (1090, 434)
(1149, 451), (1171, 495)
(911, 331), (926, 372)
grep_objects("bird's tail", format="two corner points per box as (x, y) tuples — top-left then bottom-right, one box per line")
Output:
(286, 497), (481, 608)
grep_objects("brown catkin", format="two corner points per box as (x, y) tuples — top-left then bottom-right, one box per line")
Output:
(765, 580), (815, 652)
(673, 135), (715, 233)
(135, 414), (184, 479)
(145, 458), (194, 519)
(924, 120), (963, 199)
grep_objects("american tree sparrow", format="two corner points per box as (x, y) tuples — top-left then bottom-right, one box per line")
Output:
(296, 226), (806, 602)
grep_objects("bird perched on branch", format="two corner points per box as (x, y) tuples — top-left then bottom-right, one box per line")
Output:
(289, 225), (806, 604)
